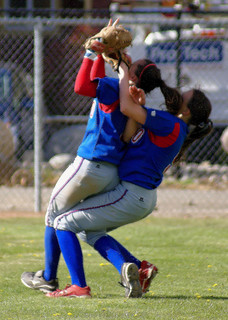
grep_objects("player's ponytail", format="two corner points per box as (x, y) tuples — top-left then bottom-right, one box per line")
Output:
(173, 89), (213, 163)
(159, 80), (183, 115)
(136, 60), (183, 114)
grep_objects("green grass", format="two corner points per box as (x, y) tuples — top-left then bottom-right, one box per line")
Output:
(0, 216), (228, 320)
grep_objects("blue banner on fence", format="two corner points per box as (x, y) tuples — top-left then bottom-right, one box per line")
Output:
(146, 40), (223, 64)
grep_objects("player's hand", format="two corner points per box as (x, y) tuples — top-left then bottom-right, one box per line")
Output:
(129, 85), (146, 105)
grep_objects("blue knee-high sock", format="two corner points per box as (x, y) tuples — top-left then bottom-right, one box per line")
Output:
(56, 230), (86, 287)
(43, 226), (61, 281)
(94, 235), (141, 274)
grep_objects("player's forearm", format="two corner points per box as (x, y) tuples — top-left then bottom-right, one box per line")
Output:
(118, 63), (133, 114)
(90, 55), (105, 81)
(118, 63), (147, 125)
(74, 57), (97, 97)
(122, 118), (141, 143)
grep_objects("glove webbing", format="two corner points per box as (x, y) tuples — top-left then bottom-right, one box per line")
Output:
(116, 51), (130, 73)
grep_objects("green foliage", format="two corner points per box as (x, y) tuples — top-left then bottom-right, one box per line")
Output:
(0, 216), (228, 320)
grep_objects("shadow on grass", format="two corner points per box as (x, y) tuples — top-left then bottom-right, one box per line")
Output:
(90, 293), (228, 300)
(144, 295), (228, 300)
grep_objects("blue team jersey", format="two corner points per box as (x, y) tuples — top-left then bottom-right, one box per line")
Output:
(118, 107), (189, 189)
(77, 77), (127, 165)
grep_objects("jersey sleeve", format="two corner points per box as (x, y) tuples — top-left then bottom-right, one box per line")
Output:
(144, 108), (176, 136)
(96, 77), (120, 105)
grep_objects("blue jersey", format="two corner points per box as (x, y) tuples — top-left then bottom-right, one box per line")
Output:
(118, 108), (189, 189)
(77, 77), (127, 165)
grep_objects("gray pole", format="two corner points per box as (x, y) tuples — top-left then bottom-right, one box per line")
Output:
(34, 22), (43, 212)
(176, 9), (182, 88)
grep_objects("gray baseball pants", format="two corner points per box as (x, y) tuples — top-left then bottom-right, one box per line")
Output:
(45, 156), (119, 227)
(53, 181), (157, 246)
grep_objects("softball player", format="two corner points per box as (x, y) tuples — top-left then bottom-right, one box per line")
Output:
(40, 62), (212, 299)
(21, 48), (166, 295)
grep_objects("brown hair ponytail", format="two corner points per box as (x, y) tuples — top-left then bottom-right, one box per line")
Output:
(159, 80), (183, 115)
(174, 90), (213, 163)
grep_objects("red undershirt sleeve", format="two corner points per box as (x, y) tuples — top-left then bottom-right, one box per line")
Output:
(74, 57), (97, 97)
(90, 55), (106, 81)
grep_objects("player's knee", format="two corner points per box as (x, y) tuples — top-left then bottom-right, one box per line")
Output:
(80, 232), (107, 247)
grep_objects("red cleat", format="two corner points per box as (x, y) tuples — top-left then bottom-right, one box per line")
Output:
(138, 260), (158, 294)
(46, 284), (91, 298)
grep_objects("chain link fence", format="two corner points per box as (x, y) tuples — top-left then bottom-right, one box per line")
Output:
(0, 10), (227, 214)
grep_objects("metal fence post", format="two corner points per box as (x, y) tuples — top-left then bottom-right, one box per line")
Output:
(176, 9), (182, 88)
(34, 22), (43, 212)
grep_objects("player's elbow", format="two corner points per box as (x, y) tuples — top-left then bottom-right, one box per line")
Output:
(74, 81), (83, 95)
(74, 82), (91, 97)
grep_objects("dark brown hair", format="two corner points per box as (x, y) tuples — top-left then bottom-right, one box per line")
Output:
(135, 59), (183, 112)
(135, 59), (162, 94)
(174, 89), (213, 163)
(159, 79), (183, 115)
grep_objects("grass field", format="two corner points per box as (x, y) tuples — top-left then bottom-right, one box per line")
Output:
(0, 215), (227, 320)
